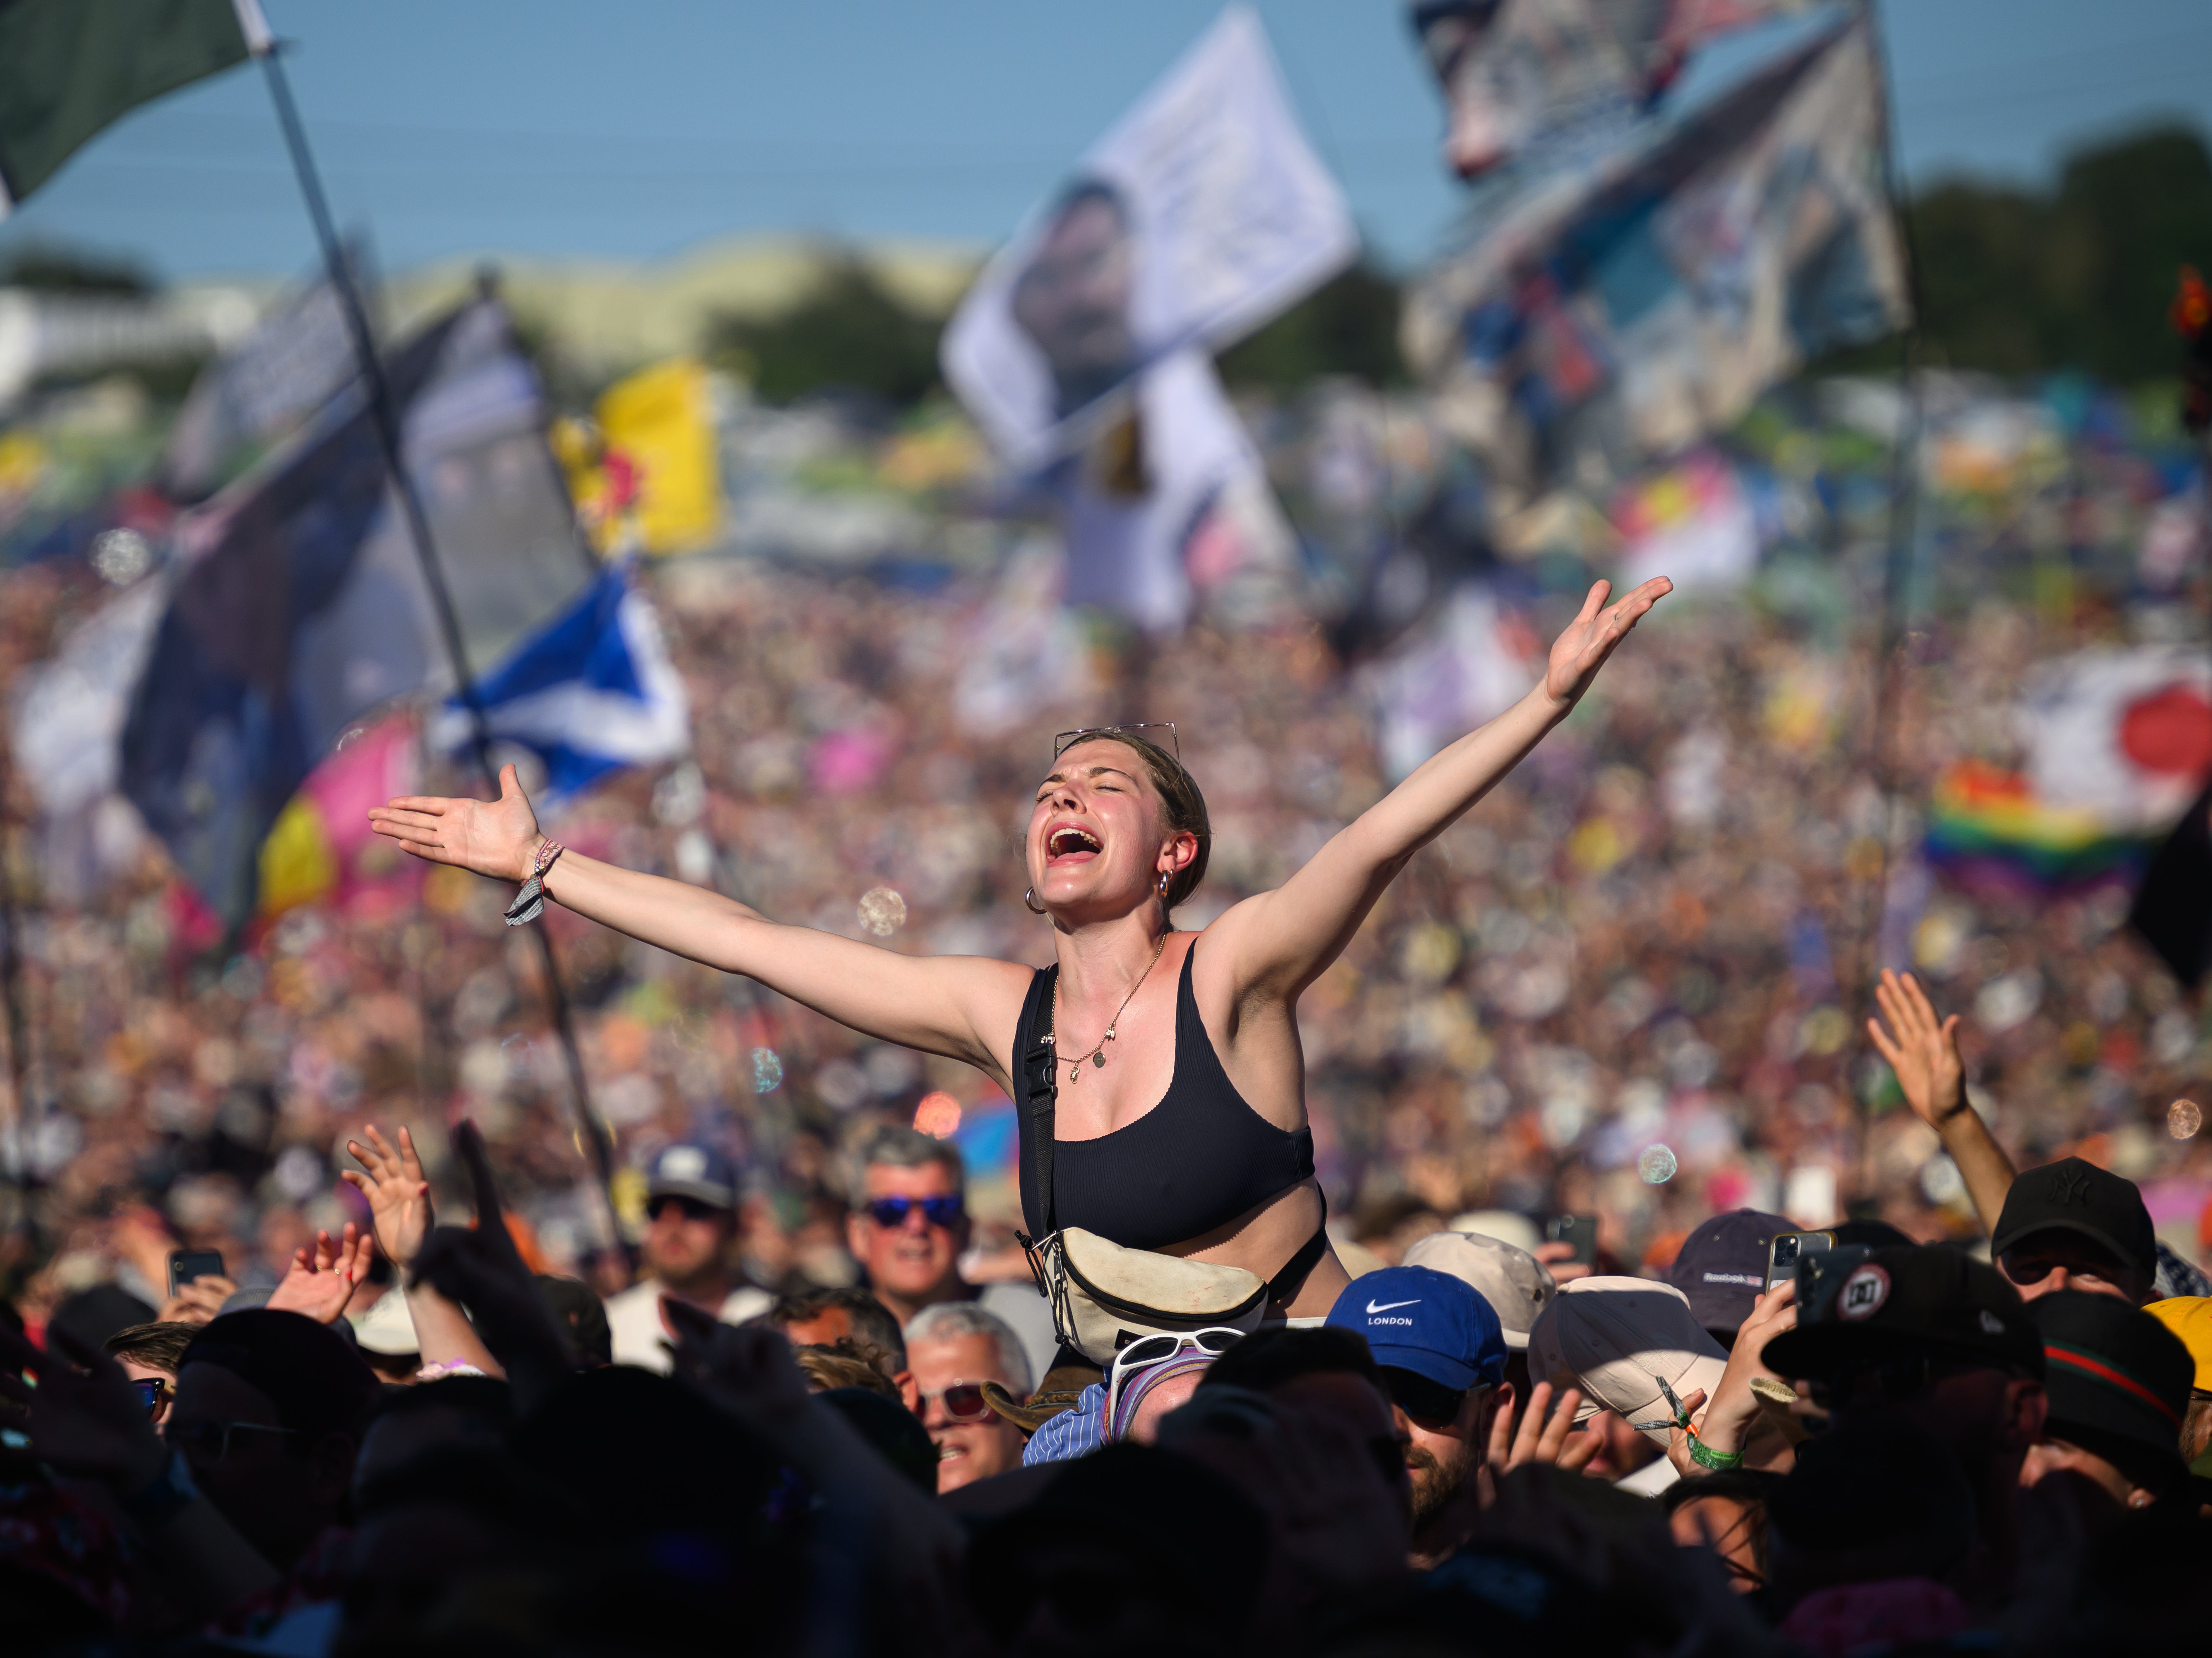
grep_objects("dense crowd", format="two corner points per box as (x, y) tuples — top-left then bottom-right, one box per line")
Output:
(5, 1096), (2210, 1655)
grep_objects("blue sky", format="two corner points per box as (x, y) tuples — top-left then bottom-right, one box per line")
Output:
(3, 0), (2208, 281)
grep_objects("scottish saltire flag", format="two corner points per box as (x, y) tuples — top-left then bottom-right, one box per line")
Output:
(429, 564), (690, 804)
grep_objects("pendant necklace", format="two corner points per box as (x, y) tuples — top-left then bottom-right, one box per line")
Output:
(1051, 929), (1168, 1082)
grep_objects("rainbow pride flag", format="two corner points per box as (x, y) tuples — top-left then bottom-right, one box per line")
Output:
(1924, 760), (2141, 885)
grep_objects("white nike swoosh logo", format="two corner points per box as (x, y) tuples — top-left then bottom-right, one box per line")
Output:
(1366, 1298), (1421, 1314)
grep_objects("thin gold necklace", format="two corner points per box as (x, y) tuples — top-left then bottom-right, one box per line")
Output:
(1051, 929), (1168, 1082)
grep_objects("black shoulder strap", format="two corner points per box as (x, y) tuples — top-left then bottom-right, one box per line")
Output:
(1021, 964), (1060, 1235)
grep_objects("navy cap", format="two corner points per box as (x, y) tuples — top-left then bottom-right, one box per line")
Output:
(646, 1142), (739, 1210)
(1666, 1209), (1795, 1338)
(1326, 1265), (1505, 1393)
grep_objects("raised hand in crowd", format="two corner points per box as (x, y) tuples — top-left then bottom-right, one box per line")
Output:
(1674, 1281), (1799, 1474)
(409, 1120), (573, 1408)
(341, 1122), (434, 1268)
(264, 1224), (371, 1326)
(1484, 1378), (1600, 1482)
(157, 1272), (238, 1326)
(1867, 969), (2017, 1230)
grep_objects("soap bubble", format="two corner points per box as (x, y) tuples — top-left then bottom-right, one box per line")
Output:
(1637, 1143), (1679, 1184)
(857, 887), (908, 937)
(751, 1047), (784, 1094)
(2170, 1099), (2203, 1140)
(91, 527), (152, 585)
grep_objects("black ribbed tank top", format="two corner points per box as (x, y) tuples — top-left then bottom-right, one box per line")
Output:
(1014, 941), (1316, 1250)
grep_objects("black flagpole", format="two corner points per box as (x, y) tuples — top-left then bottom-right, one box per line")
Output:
(1849, 0), (1929, 1205)
(255, 41), (624, 1250)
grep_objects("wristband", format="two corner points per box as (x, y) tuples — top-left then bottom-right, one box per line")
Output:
(1688, 1436), (1744, 1472)
(504, 839), (565, 927)
(121, 1449), (198, 1527)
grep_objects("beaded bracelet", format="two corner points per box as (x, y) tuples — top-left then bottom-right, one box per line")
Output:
(504, 838), (566, 927)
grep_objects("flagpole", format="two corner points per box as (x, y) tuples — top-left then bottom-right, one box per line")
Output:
(1849, 0), (1929, 1205)
(254, 42), (625, 1253)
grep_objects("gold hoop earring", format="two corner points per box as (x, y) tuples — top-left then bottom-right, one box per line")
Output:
(1024, 886), (1049, 915)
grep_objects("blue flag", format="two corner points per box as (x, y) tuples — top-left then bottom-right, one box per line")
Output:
(430, 563), (689, 804)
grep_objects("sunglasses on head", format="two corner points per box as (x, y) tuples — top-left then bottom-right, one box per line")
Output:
(920, 1382), (993, 1422)
(130, 1376), (170, 1417)
(1105, 1327), (1244, 1423)
(864, 1195), (964, 1229)
(1052, 722), (1179, 763)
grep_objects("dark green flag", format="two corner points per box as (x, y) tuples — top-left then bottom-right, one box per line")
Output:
(0, 0), (261, 213)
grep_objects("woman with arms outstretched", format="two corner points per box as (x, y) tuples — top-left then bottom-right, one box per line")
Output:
(370, 576), (1670, 1320)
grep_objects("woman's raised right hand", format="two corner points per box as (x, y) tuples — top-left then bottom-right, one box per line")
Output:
(368, 762), (542, 882)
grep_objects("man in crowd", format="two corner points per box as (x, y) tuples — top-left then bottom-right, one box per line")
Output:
(103, 1322), (198, 1433)
(2022, 1290), (2196, 1520)
(1763, 1245), (2048, 1610)
(606, 1143), (771, 1371)
(845, 1127), (1057, 1382)
(763, 1284), (914, 1406)
(904, 1301), (1032, 1494)
(1325, 1263), (1507, 1567)
(1990, 1155), (2159, 1308)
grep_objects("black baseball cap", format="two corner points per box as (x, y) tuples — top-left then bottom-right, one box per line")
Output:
(2031, 1291), (2195, 1494)
(1990, 1158), (2156, 1282)
(1665, 1209), (1795, 1339)
(1764, 1245), (2043, 1383)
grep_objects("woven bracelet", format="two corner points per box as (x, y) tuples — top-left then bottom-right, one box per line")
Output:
(504, 839), (565, 927)
(1688, 1436), (1745, 1472)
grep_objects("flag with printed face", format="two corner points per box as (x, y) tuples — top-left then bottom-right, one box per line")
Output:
(942, 4), (1356, 471)
(0, 0), (267, 214)
(1402, 17), (1907, 495)
(119, 300), (592, 925)
(1409, 0), (1812, 178)
(427, 563), (688, 805)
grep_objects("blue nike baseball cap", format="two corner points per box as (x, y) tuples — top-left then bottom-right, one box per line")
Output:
(1326, 1265), (1506, 1392)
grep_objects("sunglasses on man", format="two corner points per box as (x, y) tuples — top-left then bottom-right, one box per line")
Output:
(130, 1376), (170, 1418)
(863, 1195), (964, 1230)
(919, 1382), (994, 1422)
(646, 1195), (728, 1224)
(172, 1418), (303, 1464)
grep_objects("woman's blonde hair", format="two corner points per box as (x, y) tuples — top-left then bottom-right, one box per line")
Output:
(1055, 729), (1211, 915)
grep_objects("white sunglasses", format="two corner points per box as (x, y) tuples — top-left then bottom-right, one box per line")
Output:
(1105, 1326), (1245, 1425)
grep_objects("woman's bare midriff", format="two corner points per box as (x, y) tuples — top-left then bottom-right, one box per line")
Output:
(1158, 1175), (1349, 1319)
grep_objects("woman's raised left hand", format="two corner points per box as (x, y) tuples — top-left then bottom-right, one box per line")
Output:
(1544, 577), (1673, 707)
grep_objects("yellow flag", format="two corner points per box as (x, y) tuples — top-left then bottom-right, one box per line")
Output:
(257, 793), (336, 918)
(596, 358), (720, 555)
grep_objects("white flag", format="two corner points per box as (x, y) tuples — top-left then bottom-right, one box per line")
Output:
(942, 4), (1357, 471)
